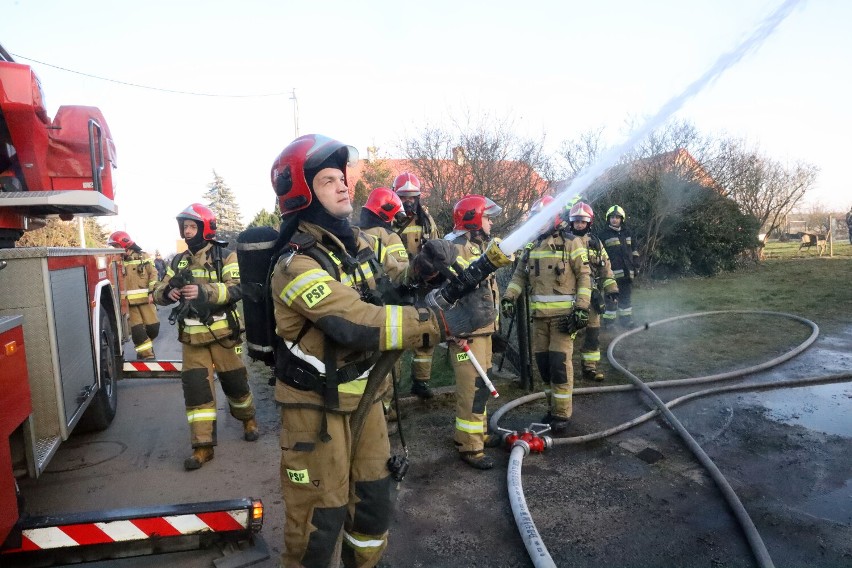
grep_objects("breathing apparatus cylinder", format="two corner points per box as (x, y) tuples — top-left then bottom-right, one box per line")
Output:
(236, 226), (280, 365)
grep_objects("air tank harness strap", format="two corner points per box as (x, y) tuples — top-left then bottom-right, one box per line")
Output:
(274, 355), (379, 394)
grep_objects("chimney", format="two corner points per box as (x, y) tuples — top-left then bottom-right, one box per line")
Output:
(453, 146), (466, 166)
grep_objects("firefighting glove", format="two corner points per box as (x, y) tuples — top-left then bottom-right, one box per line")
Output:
(424, 287), (496, 341)
(413, 239), (458, 284)
(557, 307), (590, 336)
(165, 268), (193, 294)
(605, 292), (620, 304)
(500, 298), (515, 319)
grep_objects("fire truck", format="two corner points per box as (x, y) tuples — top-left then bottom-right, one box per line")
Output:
(0, 46), (264, 565)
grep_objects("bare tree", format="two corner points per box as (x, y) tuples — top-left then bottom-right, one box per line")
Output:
(704, 138), (818, 244)
(557, 127), (606, 177)
(399, 113), (553, 236)
(355, 153), (395, 212)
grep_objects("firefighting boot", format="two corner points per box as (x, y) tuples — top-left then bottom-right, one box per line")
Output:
(460, 452), (494, 470)
(184, 447), (214, 470)
(583, 367), (605, 382)
(410, 380), (434, 400)
(620, 315), (636, 329)
(385, 404), (398, 423)
(484, 432), (504, 448)
(138, 347), (155, 360)
(243, 418), (259, 442)
(548, 417), (571, 436)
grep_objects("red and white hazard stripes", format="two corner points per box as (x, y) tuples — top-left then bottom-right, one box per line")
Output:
(123, 360), (181, 373)
(4, 509), (250, 553)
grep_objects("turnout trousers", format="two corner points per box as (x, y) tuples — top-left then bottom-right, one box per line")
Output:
(410, 343), (435, 386)
(279, 386), (392, 568)
(532, 317), (575, 419)
(128, 303), (159, 358)
(605, 278), (633, 323)
(180, 341), (255, 448)
(449, 336), (492, 455)
(580, 311), (602, 372)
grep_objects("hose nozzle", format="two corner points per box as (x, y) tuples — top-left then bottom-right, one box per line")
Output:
(439, 239), (513, 306)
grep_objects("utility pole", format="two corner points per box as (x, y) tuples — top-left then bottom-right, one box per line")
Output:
(290, 88), (299, 139)
(78, 217), (86, 248)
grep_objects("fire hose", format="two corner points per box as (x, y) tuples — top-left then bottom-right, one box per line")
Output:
(490, 310), (852, 568)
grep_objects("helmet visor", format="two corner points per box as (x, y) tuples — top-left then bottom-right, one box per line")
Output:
(482, 197), (502, 217)
(303, 135), (359, 172)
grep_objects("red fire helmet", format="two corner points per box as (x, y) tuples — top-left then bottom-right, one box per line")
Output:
(270, 134), (359, 216)
(107, 230), (134, 249)
(453, 194), (502, 232)
(363, 187), (404, 223)
(393, 172), (421, 197)
(176, 203), (217, 241)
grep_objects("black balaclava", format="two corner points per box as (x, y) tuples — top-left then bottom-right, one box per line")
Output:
(300, 152), (358, 256)
(184, 220), (207, 254)
(358, 208), (388, 231)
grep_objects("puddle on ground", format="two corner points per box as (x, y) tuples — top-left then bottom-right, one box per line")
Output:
(795, 478), (852, 524)
(744, 382), (852, 438)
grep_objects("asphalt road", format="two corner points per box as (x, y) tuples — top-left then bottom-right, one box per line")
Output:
(14, 306), (852, 567)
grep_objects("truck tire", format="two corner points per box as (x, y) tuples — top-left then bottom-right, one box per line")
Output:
(77, 307), (120, 432)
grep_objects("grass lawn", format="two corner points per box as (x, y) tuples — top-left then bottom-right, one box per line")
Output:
(598, 246), (852, 384)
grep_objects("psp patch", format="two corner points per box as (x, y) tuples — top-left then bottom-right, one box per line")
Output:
(302, 282), (331, 308)
(456, 351), (470, 362)
(287, 468), (310, 484)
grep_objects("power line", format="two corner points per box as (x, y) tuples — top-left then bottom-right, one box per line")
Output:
(10, 53), (289, 98)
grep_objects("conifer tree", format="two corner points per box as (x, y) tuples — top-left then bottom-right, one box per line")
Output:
(248, 203), (282, 229)
(203, 170), (244, 245)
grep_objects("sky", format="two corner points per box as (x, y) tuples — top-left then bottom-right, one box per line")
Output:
(3, 0), (850, 255)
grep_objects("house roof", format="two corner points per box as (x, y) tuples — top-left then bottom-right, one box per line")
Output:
(348, 155), (550, 206)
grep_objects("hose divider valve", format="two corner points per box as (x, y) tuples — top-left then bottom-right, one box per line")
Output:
(505, 430), (551, 454)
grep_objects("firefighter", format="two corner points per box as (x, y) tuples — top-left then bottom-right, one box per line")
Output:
(392, 172), (440, 399)
(443, 194), (504, 469)
(356, 186), (410, 422)
(358, 187), (410, 286)
(599, 205), (640, 329)
(153, 204), (258, 470)
(269, 134), (492, 567)
(567, 202), (619, 381)
(108, 231), (160, 360)
(500, 196), (592, 434)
